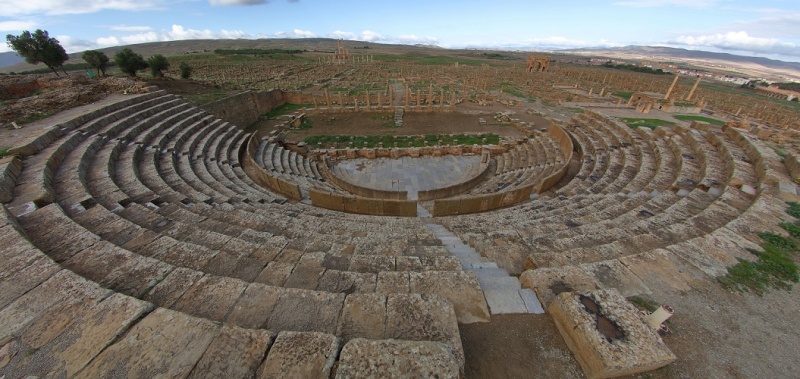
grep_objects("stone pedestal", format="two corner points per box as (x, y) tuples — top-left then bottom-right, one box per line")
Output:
(549, 289), (676, 379)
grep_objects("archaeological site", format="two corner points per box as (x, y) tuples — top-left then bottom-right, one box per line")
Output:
(1, 38), (800, 379)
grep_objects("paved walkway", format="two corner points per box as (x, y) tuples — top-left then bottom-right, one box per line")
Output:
(425, 223), (545, 315)
(333, 156), (481, 200)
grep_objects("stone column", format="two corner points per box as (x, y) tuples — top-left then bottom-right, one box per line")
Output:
(338, 92), (344, 110)
(366, 89), (371, 110)
(686, 76), (701, 101)
(354, 96), (359, 111)
(664, 74), (679, 100)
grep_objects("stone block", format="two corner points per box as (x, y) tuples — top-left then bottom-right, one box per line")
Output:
(519, 266), (599, 308)
(257, 331), (340, 379)
(409, 271), (490, 323)
(549, 289), (676, 379)
(335, 339), (459, 379)
(188, 326), (274, 379)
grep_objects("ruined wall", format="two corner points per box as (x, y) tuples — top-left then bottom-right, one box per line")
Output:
(317, 157), (408, 200)
(418, 160), (491, 201)
(309, 189), (417, 217)
(201, 90), (286, 129)
(241, 131), (302, 200)
(431, 186), (533, 216)
(786, 154), (800, 182)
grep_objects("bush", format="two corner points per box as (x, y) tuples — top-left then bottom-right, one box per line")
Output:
(787, 202), (800, 219)
(758, 232), (798, 252)
(179, 61), (192, 79)
(147, 54), (169, 78)
(114, 48), (148, 77)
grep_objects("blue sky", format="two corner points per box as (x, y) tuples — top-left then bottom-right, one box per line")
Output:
(2, 0), (800, 62)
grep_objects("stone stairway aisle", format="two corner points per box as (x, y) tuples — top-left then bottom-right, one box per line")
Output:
(394, 107), (404, 127)
(425, 223), (544, 315)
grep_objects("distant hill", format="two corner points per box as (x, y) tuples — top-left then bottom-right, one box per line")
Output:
(561, 45), (800, 80)
(0, 52), (24, 68)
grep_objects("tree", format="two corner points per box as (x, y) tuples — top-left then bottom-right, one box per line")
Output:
(114, 48), (148, 77)
(82, 50), (110, 76)
(179, 61), (192, 79)
(147, 54), (169, 77)
(6, 29), (69, 76)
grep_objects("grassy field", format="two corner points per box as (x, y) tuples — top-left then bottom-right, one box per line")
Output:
(674, 115), (726, 125)
(619, 117), (676, 130)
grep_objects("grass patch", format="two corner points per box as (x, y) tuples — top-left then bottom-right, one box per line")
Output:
(758, 232), (798, 252)
(613, 91), (633, 101)
(0, 147), (9, 159)
(628, 296), (659, 312)
(264, 103), (308, 119)
(185, 91), (229, 105)
(619, 118), (675, 130)
(303, 133), (500, 149)
(673, 115), (726, 126)
(787, 202), (800, 219)
(780, 222), (800, 239)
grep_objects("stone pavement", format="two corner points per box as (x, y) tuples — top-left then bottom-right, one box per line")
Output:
(425, 223), (545, 315)
(334, 156), (481, 200)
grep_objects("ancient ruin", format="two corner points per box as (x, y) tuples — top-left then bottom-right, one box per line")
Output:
(1, 39), (799, 378)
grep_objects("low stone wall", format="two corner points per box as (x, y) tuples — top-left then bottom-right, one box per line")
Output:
(317, 157), (408, 200)
(431, 124), (573, 216)
(241, 131), (302, 201)
(418, 159), (491, 201)
(309, 188), (417, 217)
(201, 90), (285, 128)
(314, 144), (504, 160)
(0, 156), (22, 203)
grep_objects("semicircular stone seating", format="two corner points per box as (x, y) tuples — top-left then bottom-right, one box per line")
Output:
(0, 92), (795, 378)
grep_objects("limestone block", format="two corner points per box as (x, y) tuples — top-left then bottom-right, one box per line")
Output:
(336, 339), (459, 379)
(188, 326), (274, 379)
(337, 293), (387, 341)
(225, 283), (282, 329)
(408, 271), (490, 323)
(257, 331), (340, 379)
(520, 266), (599, 308)
(549, 289), (676, 379)
(266, 288), (345, 334)
(78, 308), (220, 378)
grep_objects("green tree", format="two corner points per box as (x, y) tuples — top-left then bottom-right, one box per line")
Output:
(179, 61), (192, 79)
(82, 50), (110, 76)
(114, 48), (148, 77)
(6, 29), (69, 76)
(147, 54), (169, 77)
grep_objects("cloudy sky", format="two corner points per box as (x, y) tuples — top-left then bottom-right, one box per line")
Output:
(1, 0), (799, 62)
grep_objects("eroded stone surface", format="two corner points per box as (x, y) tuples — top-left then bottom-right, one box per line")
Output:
(336, 338), (460, 379)
(257, 331), (340, 379)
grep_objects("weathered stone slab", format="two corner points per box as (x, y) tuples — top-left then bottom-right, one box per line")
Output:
(225, 283), (282, 329)
(77, 308), (220, 378)
(376, 271), (410, 293)
(267, 288), (345, 334)
(335, 338), (459, 379)
(257, 331), (340, 379)
(385, 294), (464, 369)
(408, 271), (490, 323)
(520, 266), (599, 308)
(337, 293), (387, 341)
(283, 252), (326, 290)
(188, 325), (274, 379)
(0, 255), (60, 309)
(549, 289), (676, 379)
(172, 275), (246, 322)
(143, 267), (204, 308)
(3, 293), (153, 377)
(483, 289), (528, 314)
(579, 260), (651, 297)
(255, 261), (294, 286)
(618, 249), (700, 291)
(316, 270), (377, 293)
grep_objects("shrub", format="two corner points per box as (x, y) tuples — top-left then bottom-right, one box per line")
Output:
(179, 61), (192, 79)
(147, 54), (169, 78)
(114, 48), (148, 77)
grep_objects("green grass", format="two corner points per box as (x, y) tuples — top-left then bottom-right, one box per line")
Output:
(673, 115), (726, 126)
(185, 92), (229, 105)
(772, 147), (788, 160)
(619, 118), (676, 130)
(719, 203), (800, 294)
(787, 202), (800, 219)
(613, 91), (633, 101)
(264, 103), (308, 119)
(303, 133), (500, 149)
(627, 296), (659, 312)
(0, 147), (9, 159)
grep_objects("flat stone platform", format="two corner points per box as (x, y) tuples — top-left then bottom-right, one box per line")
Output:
(333, 156), (482, 199)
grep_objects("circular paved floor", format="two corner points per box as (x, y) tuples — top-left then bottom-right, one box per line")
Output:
(333, 155), (482, 199)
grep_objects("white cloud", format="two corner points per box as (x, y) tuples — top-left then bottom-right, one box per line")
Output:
(671, 31), (800, 57)
(110, 25), (153, 32)
(274, 29), (316, 38)
(457, 36), (620, 50)
(0, 20), (37, 31)
(0, 0), (161, 16)
(614, 0), (718, 7)
(91, 24), (251, 50)
(326, 30), (439, 45)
